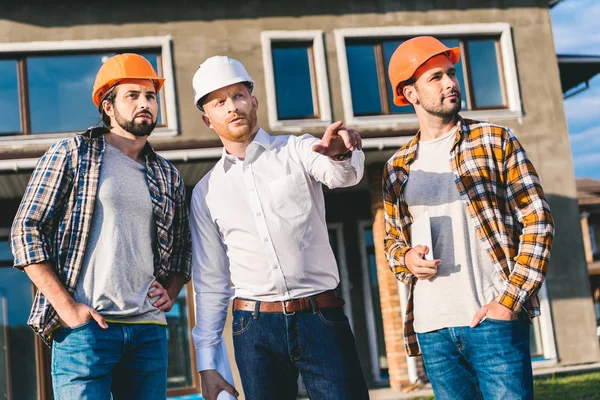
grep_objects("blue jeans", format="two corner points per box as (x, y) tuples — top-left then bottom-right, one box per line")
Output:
(51, 321), (168, 400)
(417, 315), (533, 400)
(232, 302), (369, 400)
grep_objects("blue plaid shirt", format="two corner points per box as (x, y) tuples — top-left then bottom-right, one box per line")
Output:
(10, 127), (192, 345)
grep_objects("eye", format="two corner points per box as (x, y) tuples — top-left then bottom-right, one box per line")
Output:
(128, 93), (138, 99)
(146, 94), (156, 101)
(234, 93), (244, 99)
(448, 71), (457, 78)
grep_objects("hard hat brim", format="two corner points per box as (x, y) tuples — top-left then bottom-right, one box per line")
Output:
(93, 77), (166, 107)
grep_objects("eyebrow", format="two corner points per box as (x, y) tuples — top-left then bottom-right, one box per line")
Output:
(124, 90), (156, 95)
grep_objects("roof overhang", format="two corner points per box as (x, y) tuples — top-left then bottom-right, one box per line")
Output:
(558, 55), (600, 98)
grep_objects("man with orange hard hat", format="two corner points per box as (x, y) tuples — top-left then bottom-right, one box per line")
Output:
(11, 53), (191, 399)
(383, 36), (554, 399)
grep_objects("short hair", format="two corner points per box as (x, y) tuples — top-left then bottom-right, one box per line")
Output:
(97, 85), (118, 129)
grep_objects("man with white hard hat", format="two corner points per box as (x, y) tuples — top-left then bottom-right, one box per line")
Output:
(190, 56), (370, 400)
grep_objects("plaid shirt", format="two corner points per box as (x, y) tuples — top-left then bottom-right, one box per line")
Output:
(383, 117), (554, 356)
(10, 127), (192, 346)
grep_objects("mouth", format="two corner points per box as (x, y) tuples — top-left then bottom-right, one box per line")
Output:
(444, 93), (460, 102)
(135, 113), (153, 120)
(229, 116), (245, 124)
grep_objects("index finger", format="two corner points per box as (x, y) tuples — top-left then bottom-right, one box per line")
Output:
(321, 121), (344, 146)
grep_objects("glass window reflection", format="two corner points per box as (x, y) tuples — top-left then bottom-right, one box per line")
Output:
(28, 52), (163, 134)
(346, 43), (382, 115)
(467, 40), (504, 108)
(165, 286), (194, 389)
(0, 241), (38, 400)
(0, 60), (21, 134)
(272, 44), (315, 120)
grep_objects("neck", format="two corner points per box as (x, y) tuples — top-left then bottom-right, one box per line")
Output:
(104, 129), (147, 162)
(417, 112), (458, 141)
(220, 130), (259, 160)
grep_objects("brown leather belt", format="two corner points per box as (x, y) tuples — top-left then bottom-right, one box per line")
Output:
(233, 290), (345, 314)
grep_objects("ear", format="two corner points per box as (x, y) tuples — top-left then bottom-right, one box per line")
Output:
(202, 113), (213, 129)
(251, 95), (258, 110)
(103, 99), (115, 118)
(402, 84), (419, 106)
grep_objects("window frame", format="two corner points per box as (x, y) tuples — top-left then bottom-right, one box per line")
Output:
(261, 30), (332, 132)
(0, 36), (178, 146)
(334, 23), (522, 128)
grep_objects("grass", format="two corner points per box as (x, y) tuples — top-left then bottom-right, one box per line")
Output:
(411, 370), (600, 400)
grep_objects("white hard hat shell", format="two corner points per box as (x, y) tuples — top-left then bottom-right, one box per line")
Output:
(192, 56), (254, 111)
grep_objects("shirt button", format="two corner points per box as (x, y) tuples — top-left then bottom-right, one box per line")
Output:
(272, 265), (278, 270)
(256, 212), (262, 217)
(264, 238), (269, 242)
(249, 188), (255, 192)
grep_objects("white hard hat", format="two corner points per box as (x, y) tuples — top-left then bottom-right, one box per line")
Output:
(192, 56), (254, 111)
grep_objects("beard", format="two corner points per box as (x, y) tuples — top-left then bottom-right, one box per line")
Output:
(419, 89), (462, 120)
(114, 107), (157, 137)
(222, 106), (258, 143)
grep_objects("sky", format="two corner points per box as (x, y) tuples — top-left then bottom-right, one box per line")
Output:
(550, 0), (600, 179)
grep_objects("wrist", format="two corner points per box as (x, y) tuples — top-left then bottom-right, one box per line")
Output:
(329, 150), (352, 161)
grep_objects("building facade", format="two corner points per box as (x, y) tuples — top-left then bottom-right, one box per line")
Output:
(1, 1), (599, 398)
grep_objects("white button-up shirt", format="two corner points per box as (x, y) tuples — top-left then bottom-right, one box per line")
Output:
(191, 128), (364, 371)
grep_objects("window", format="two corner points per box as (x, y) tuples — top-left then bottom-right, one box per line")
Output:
(0, 36), (177, 143)
(261, 31), (332, 132)
(335, 24), (522, 128)
(165, 285), (199, 395)
(0, 239), (39, 400)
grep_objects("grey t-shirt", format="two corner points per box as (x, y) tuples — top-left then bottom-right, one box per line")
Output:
(404, 128), (504, 333)
(74, 142), (166, 325)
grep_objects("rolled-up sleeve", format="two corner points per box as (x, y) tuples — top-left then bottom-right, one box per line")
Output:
(11, 141), (73, 269)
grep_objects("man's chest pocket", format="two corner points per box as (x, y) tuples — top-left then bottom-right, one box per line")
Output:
(268, 172), (311, 219)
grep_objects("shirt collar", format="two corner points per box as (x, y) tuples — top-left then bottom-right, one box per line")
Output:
(221, 127), (272, 165)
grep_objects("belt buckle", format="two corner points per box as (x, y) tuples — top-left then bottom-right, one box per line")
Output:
(281, 300), (295, 316)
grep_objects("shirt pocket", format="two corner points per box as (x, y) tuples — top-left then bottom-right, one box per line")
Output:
(268, 172), (311, 219)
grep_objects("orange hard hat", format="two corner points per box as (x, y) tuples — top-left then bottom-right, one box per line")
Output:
(388, 36), (460, 106)
(92, 53), (165, 107)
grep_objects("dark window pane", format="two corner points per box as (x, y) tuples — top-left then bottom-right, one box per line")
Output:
(0, 60), (21, 134)
(28, 53), (110, 134)
(440, 39), (468, 110)
(346, 43), (382, 115)
(165, 287), (194, 389)
(1, 241), (38, 399)
(383, 40), (414, 115)
(28, 52), (163, 134)
(467, 40), (504, 108)
(272, 45), (315, 119)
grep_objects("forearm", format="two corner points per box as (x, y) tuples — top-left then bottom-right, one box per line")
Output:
(24, 262), (76, 317)
(165, 272), (187, 301)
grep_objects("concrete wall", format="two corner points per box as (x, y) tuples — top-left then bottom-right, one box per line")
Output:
(1, 0), (598, 372)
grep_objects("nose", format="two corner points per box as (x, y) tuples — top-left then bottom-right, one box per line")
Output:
(137, 95), (151, 110)
(442, 73), (458, 90)
(225, 97), (238, 113)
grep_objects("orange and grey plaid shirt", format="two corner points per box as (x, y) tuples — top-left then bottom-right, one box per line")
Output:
(383, 117), (554, 356)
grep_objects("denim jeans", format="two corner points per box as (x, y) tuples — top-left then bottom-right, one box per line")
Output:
(51, 321), (168, 400)
(417, 314), (533, 400)
(232, 302), (369, 400)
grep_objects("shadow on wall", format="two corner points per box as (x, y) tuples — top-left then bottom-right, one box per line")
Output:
(545, 193), (592, 302)
(1, 0), (549, 26)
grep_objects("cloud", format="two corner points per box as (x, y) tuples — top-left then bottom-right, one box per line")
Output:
(551, 0), (600, 54)
(552, 0), (600, 179)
